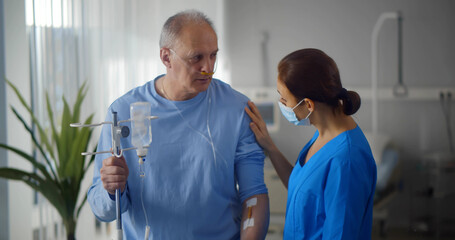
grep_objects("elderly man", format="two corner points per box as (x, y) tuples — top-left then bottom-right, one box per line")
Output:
(88, 10), (269, 239)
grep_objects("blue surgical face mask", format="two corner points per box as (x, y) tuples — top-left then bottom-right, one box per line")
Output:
(278, 99), (312, 126)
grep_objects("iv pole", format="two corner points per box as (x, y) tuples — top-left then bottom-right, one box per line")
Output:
(71, 110), (158, 240)
(112, 111), (124, 240)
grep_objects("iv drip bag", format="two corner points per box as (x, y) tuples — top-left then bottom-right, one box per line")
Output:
(130, 102), (152, 156)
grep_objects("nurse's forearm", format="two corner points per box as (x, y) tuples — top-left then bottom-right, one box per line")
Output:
(267, 145), (293, 188)
(240, 194), (269, 240)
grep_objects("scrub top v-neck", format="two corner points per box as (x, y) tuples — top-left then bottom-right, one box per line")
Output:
(284, 126), (377, 240)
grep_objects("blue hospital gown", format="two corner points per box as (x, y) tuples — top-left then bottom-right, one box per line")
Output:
(87, 76), (267, 239)
(284, 126), (377, 240)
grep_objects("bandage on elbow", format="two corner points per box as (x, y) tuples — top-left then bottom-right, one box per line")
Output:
(243, 197), (257, 230)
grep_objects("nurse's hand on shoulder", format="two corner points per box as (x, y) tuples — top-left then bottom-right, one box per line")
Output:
(245, 101), (275, 152)
(100, 155), (129, 195)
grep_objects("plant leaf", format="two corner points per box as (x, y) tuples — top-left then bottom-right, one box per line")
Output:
(58, 98), (73, 178)
(76, 189), (89, 218)
(10, 106), (58, 181)
(67, 114), (93, 179)
(83, 144), (97, 174)
(1, 80), (97, 233)
(71, 81), (88, 125)
(0, 143), (54, 183)
(0, 167), (68, 220)
(45, 92), (58, 160)
(6, 80), (53, 162)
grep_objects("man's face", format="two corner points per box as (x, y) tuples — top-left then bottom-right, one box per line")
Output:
(167, 22), (218, 95)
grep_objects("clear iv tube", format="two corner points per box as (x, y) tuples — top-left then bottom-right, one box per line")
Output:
(166, 88), (226, 166)
(207, 97), (217, 164)
(139, 157), (150, 239)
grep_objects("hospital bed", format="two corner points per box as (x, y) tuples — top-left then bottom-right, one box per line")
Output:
(367, 134), (402, 237)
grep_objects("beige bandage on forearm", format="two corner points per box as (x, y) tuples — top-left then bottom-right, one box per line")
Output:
(243, 197), (257, 230)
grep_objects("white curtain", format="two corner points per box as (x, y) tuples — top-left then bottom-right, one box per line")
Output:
(27, 0), (227, 123)
(26, 0), (226, 239)
(84, 0), (163, 118)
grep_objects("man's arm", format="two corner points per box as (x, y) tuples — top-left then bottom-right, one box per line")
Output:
(245, 101), (293, 188)
(87, 107), (131, 221)
(234, 100), (270, 239)
(240, 194), (269, 240)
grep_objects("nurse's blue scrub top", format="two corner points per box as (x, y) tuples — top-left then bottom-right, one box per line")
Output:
(284, 126), (377, 240)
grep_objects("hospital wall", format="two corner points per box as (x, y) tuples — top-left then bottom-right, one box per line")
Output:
(0, 0), (8, 238)
(3, 0), (34, 239)
(225, 0), (455, 228)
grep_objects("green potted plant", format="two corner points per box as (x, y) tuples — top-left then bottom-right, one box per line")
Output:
(0, 80), (96, 240)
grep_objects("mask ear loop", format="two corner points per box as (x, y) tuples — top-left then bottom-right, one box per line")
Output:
(291, 98), (305, 110)
(298, 99), (313, 122)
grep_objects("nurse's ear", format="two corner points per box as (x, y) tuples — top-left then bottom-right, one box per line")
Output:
(303, 98), (315, 112)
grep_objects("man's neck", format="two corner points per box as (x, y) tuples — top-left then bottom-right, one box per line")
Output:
(158, 75), (198, 101)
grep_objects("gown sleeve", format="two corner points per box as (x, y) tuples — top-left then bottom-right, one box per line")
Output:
(234, 107), (268, 203)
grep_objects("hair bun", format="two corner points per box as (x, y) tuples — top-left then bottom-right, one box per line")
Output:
(337, 88), (348, 99)
(341, 89), (361, 115)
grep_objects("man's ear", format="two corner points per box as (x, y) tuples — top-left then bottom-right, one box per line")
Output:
(160, 48), (171, 68)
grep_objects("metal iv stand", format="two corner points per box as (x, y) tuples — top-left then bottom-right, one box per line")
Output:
(71, 110), (158, 240)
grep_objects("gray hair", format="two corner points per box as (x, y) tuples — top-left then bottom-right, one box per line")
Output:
(159, 10), (216, 48)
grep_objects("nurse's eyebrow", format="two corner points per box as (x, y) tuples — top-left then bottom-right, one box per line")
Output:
(277, 90), (287, 102)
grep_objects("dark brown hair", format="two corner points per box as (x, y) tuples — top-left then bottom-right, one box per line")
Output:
(278, 48), (361, 115)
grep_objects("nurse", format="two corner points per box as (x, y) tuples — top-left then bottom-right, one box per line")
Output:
(245, 48), (377, 239)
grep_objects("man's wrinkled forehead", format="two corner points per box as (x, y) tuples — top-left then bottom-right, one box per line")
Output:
(174, 22), (217, 52)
